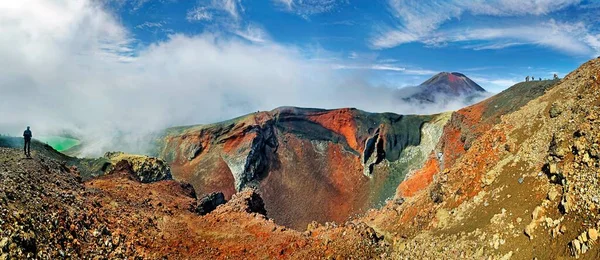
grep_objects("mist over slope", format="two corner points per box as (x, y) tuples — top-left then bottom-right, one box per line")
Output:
(0, 0), (487, 157)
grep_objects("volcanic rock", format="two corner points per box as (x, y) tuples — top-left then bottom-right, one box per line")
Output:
(549, 103), (562, 118)
(104, 151), (172, 183)
(194, 192), (227, 216)
(217, 188), (267, 216)
(589, 229), (598, 241)
(156, 107), (441, 229)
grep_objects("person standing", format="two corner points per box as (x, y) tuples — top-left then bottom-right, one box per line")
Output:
(23, 126), (32, 157)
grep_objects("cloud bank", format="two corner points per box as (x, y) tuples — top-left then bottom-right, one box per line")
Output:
(0, 0), (482, 156)
(373, 0), (600, 56)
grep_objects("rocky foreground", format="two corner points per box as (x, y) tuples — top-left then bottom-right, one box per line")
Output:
(0, 148), (387, 259)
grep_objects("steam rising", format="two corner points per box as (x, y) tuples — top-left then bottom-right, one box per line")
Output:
(0, 1), (486, 156)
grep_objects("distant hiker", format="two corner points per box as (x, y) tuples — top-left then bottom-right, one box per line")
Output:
(554, 74), (559, 80)
(23, 126), (32, 157)
(539, 77), (542, 81)
(526, 76), (530, 82)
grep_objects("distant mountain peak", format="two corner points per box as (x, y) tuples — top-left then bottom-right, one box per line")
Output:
(407, 72), (487, 103)
(420, 72), (485, 93)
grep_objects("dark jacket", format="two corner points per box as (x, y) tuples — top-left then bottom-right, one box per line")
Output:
(23, 130), (32, 140)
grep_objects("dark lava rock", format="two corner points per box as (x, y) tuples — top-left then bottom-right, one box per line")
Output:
(194, 192), (227, 216)
(179, 182), (197, 199)
(185, 143), (203, 161)
(224, 188), (267, 216)
(243, 190), (267, 215)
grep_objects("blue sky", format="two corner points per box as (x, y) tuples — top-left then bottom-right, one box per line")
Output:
(1, 0), (600, 154)
(109, 0), (600, 92)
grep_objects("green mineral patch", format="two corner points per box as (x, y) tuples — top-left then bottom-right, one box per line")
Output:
(36, 136), (81, 152)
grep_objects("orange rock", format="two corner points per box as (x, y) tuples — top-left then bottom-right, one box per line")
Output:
(398, 157), (440, 197)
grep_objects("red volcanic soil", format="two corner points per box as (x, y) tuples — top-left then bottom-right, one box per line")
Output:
(84, 162), (388, 259)
(447, 73), (459, 83)
(397, 156), (440, 197)
(440, 102), (487, 168)
(365, 73), (563, 246)
(158, 107), (431, 230)
(306, 108), (361, 151)
(222, 132), (257, 153)
(0, 146), (389, 259)
(258, 132), (369, 229)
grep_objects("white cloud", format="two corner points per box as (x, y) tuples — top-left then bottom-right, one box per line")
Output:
(221, 0), (243, 20)
(187, 6), (213, 22)
(402, 68), (437, 76)
(275, 0), (293, 10)
(469, 76), (518, 93)
(187, 0), (243, 22)
(187, 1), (269, 42)
(449, 20), (593, 55)
(132, 0), (151, 11)
(273, 0), (348, 19)
(333, 64), (437, 75)
(135, 21), (165, 29)
(584, 34), (600, 55)
(0, 0), (469, 156)
(373, 0), (598, 56)
(463, 0), (581, 16)
(334, 64), (406, 72)
(386, 0), (580, 34)
(234, 24), (270, 43)
(370, 29), (419, 49)
(463, 42), (525, 51)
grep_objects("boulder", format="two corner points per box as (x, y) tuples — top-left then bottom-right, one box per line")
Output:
(549, 103), (562, 118)
(193, 192), (226, 216)
(104, 152), (172, 183)
(227, 188), (267, 215)
(185, 143), (203, 161)
(589, 228), (598, 241)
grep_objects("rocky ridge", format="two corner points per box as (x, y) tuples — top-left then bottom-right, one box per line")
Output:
(0, 147), (389, 259)
(364, 57), (600, 259)
(156, 107), (444, 229)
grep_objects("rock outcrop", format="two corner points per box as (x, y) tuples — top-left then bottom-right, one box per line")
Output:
(193, 192), (227, 215)
(366, 57), (600, 259)
(214, 188), (267, 216)
(156, 107), (444, 229)
(104, 151), (172, 183)
(1, 147), (389, 259)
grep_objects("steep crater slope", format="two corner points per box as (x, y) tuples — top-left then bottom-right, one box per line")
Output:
(0, 147), (387, 259)
(367, 59), (599, 259)
(155, 107), (448, 229)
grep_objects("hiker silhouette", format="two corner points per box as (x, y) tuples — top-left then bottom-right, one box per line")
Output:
(23, 126), (32, 157)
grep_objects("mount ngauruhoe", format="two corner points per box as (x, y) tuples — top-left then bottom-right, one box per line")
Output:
(402, 71), (489, 104)
(3, 58), (600, 259)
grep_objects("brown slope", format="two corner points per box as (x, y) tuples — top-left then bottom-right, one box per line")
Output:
(0, 147), (389, 259)
(367, 58), (600, 259)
